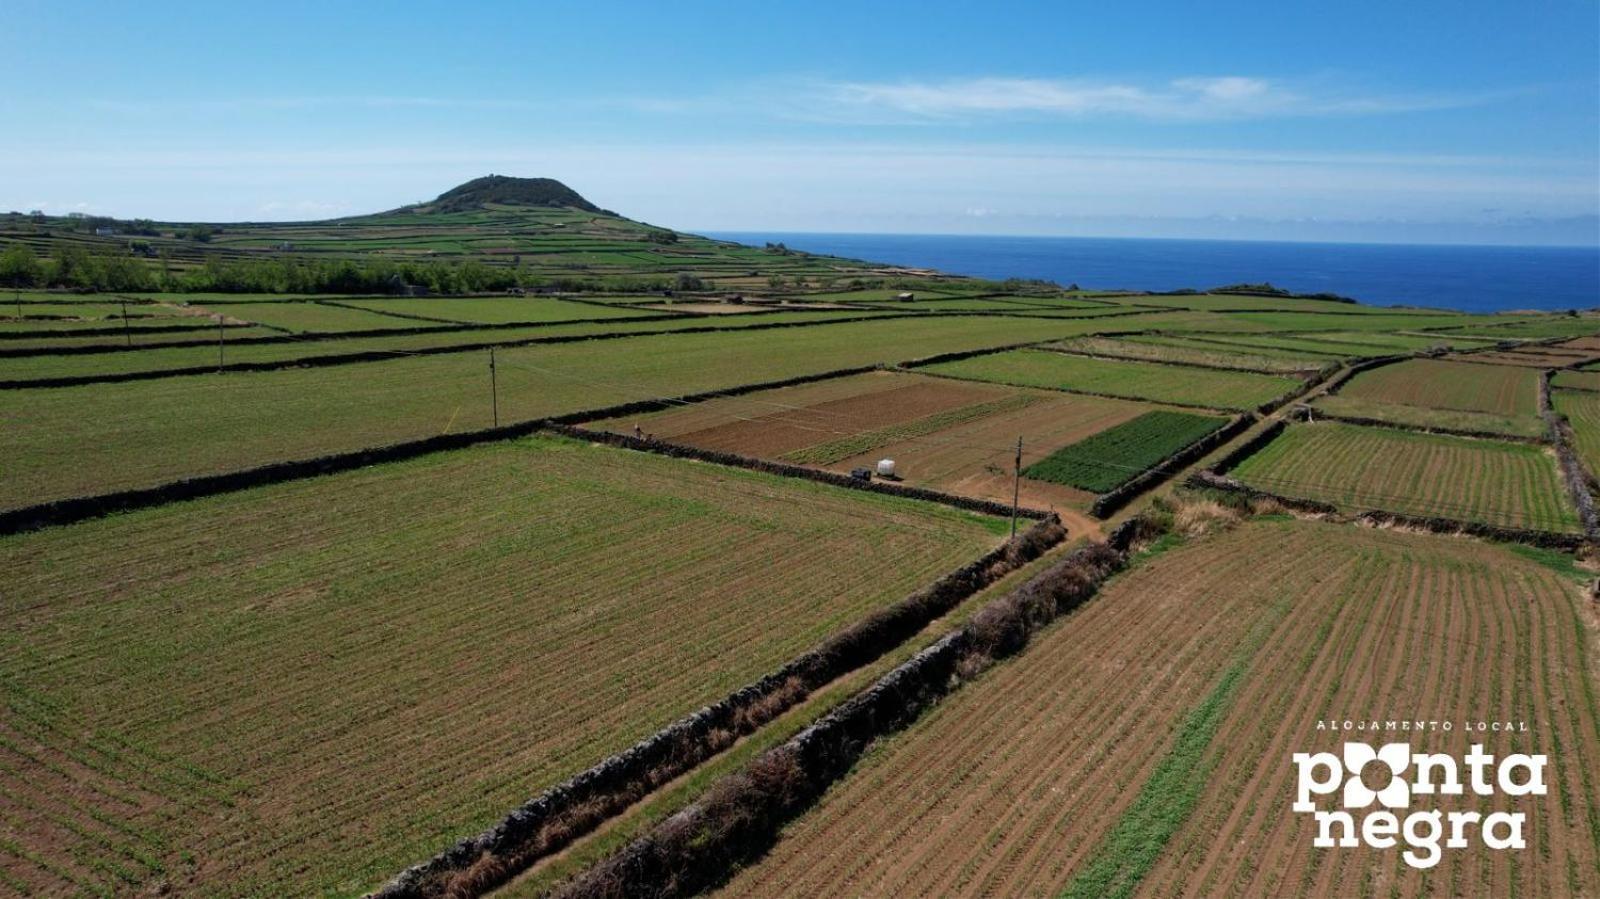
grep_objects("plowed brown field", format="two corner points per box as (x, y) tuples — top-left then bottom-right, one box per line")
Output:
(717, 520), (1600, 899)
(591, 370), (1154, 521)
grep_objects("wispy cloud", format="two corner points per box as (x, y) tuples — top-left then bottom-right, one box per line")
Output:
(807, 75), (1502, 122)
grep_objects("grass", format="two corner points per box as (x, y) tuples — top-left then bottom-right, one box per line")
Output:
(1231, 422), (1579, 532)
(1553, 388), (1600, 479)
(1051, 336), (1329, 374)
(1311, 394), (1547, 439)
(0, 434), (1006, 897)
(0, 314), (1133, 509)
(923, 348), (1302, 411)
(196, 300), (443, 332)
(1553, 369), (1600, 392)
(1336, 357), (1541, 418)
(334, 296), (664, 325)
(0, 309), (894, 383)
(1022, 410), (1227, 492)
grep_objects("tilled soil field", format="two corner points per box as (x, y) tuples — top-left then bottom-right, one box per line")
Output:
(717, 519), (1600, 899)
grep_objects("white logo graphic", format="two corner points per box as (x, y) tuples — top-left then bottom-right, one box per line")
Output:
(1292, 741), (1546, 869)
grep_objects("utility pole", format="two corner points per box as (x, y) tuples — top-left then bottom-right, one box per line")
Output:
(217, 315), (224, 372)
(1011, 435), (1022, 540)
(120, 296), (131, 347)
(489, 346), (499, 427)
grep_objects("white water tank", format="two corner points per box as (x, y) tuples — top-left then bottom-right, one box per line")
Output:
(876, 459), (897, 478)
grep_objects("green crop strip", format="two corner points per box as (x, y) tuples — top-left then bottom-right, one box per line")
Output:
(1022, 410), (1227, 493)
(780, 393), (1040, 466)
(1057, 656), (1248, 899)
(1058, 566), (1296, 899)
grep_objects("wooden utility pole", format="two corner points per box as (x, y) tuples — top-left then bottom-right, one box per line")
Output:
(120, 296), (131, 347)
(1011, 435), (1022, 539)
(489, 346), (499, 427)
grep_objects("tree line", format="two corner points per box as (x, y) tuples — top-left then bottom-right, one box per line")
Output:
(0, 243), (681, 295)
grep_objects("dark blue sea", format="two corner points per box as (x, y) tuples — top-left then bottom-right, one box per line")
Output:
(707, 232), (1600, 314)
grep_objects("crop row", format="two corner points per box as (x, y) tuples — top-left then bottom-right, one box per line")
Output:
(920, 348), (1303, 411)
(1023, 410), (1228, 493)
(0, 435), (1009, 896)
(706, 518), (1599, 899)
(1229, 421), (1579, 533)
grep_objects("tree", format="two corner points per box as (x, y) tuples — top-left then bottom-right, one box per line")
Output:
(0, 243), (42, 288)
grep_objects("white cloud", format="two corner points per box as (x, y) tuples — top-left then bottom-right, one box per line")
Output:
(815, 75), (1497, 122)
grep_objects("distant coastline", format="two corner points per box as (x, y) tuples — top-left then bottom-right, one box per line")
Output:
(707, 232), (1600, 313)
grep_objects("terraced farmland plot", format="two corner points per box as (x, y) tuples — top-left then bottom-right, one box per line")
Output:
(892, 297), (1119, 313)
(0, 435), (1007, 897)
(1439, 317), (1600, 340)
(589, 370), (1156, 517)
(797, 288), (971, 303)
(720, 519), (1600, 898)
(1050, 336), (1329, 374)
(1466, 350), (1577, 368)
(1213, 311), (1475, 332)
(0, 314), (1141, 510)
(1553, 369), (1600, 392)
(336, 296), (665, 325)
(1552, 389), (1600, 478)
(922, 349), (1302, 411)
(1174, 333), (1374, 358)
(1109, 293), (1396, 314)
(1023, 410), (1227, 492)
(1231, 422), (1579, 532)
(1117, 335), (1336, 372)
(1290, 330), (1477, 353)
(0, 316), (235, 336)
(1314, 358), (1544, 437)
(0, 325), (282, 352)
(196, 299), (444, 332)
(0, 309), (894, 384)
(1559, 336), (1600, 352)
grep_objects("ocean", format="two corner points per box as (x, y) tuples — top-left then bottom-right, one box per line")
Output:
(705, 232), (1600, 314)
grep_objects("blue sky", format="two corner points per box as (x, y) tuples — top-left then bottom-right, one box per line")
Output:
(2, 0), (1596, 244)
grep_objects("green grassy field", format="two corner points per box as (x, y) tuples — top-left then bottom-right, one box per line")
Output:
(0, 434), (1005, 897)
(0, 314), (1150, 509)
(1231, 422), (1578, 532)
(0, 310), (897, 383)
(334, 296), (666, 325)
(922, 348), (1303, 410)
(1311, 357), (1545, 437)
(195, 300), (441, 332)
(1049, 336), (1331, 374)
(1336, 357), (1540, 416)
(1022, 410), (1227, 492)
(1553, 388), (1600, 478)
(1554, 369), (1600, 391)
(1102, 293), (1436, 314)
